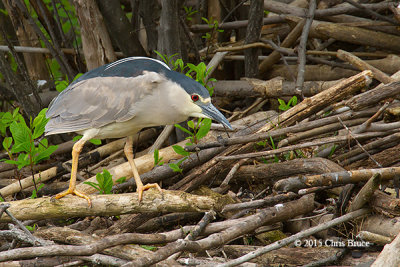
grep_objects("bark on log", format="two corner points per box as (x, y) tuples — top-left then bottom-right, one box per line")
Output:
(345, 81), (400, 111)
(359, 215), (400, 238)
(72, 0), (116, 70)
(213, 78), (344, 98)
(274, 167), (400, 192)
(96, 0), (146, 57)
(0, 189), (218, 222)
(223, 245), (339, 266)
(287, 17), (400, 53)
(370, 190), (400, 217)
(371, 232), (400, 267)
(259, 70), (373, 132)
(234, 157), (344, 183)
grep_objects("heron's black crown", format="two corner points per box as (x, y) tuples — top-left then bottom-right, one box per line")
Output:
(72, 57), (210, 99)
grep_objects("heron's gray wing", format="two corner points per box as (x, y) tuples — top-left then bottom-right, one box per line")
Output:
(45, 71), (165, 135)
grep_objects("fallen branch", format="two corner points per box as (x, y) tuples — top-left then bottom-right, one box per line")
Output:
(0, 189), (218, 222)
(125, 194), (315, 266)
(258, 70), (373, 132)
(274, 167), (400, 192)
(218, 208), (370, 267)
(216, 131), (391, 161)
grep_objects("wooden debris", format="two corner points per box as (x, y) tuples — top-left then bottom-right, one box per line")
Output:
(1, 1), (400, 265)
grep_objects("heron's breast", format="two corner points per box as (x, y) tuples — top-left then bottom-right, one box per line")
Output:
(80, 119), (142, 139)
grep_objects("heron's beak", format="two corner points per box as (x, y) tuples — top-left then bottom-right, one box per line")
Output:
(200, 103), (233, 130)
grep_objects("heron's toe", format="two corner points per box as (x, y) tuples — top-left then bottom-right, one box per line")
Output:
(136, 183), (163, 202)
(53, 189), (92, 207)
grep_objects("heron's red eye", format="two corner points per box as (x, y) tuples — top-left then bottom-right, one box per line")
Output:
(191, 94), (199, 102)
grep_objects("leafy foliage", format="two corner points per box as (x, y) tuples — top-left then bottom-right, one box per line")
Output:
(183, 6), (198, 21)
(278, 96), (298, 111)
(2, 108), (58, 170)
(170, 118), (211, 173)
(153, 149), (164, 166)
(84, 169), (114, 194)
(0, 108), (24, 137)
(185, 62), (216, 96)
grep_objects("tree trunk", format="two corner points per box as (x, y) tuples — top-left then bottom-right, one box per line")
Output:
(157, 0), (181, 59)
(244, 0), (264, 78)
(2, 0), (49, 80)
(72, 0), (116, 70)
(96, 0), (146, 57)
(139, 0), (160, 57)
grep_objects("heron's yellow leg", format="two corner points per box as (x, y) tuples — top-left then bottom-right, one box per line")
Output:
(54, 139), (92, 207)
(125, 136), (162, 201)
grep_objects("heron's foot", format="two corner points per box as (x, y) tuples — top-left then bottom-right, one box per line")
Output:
(137, 183), (163, 202)
(53, 188), (92, 207)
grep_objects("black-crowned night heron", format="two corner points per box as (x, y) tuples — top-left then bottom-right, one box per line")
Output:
(45, 57), (231, 206)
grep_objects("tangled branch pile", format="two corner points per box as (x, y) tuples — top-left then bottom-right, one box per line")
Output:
(0, 0), (400, 266)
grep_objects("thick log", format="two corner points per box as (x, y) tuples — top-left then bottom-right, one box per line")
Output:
(258, 70), (373, 132)
(0, 189), (217, 222)
(234, 158), (344, 183)
(213, 78), (343, 98)
(371, 232), (400, 267)
(274, 167), (400, 192)
(370, 190), (400, 217)
(287, 17), (400, 53)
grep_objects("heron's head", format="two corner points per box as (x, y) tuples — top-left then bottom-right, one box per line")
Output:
(166, 71), (232, 130)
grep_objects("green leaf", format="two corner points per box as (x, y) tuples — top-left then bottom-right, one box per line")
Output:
(187, 120), (195, 129)
(140, 245), (157, 251)
(32, 114), (48, 139)
(201, 17), (209, 24)
(174, 124), (192, 135)
(116, 177), (126, 184)
(1, 112), (14, 125)
(94, 169), (113, 194)
(277, 98), (286, 106)
(8, 153), (30, 169)
(291, 96), (298, 106)
(169, 163), (183, 173)
(34, 145), (58, 164)
(55, 80), (69, 92)
(172, 145), (190, 156)
(73, 135), (82, 141)
(83, 181), (101, 191)
(89, 139), (101, 145)
(72, 73), (83, 82)
(154, 149), (159, 162)
(0, 8), (8, 16)
(30, 184), (44, 199)
(153, 149), (164, 166)
(10, 121), (31, 153)
(195, 118), (211, 140)
(3, 137), (12, 151)
(269, 136), (276, 150)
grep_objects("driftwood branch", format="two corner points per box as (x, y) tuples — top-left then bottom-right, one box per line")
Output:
(0, 190), (218, 222)
(274, 167), (400, 192)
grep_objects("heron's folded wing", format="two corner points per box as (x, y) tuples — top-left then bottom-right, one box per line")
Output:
(45, 71), (165, 135)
